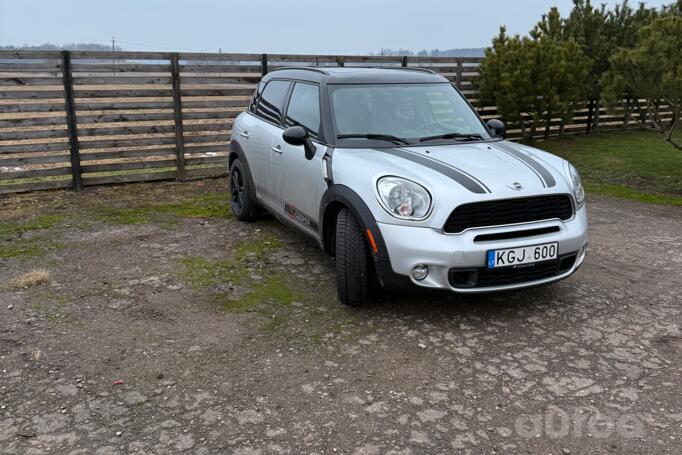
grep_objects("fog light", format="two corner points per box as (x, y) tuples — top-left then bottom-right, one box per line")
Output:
(412, 264), (428, 281)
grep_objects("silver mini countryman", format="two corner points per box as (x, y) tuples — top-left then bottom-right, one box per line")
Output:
(229, 67), (588, 306)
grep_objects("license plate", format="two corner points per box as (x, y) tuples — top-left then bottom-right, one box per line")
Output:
(487, 242), (558, 269)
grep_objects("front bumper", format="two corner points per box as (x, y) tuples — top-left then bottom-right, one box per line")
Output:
(376, 205), (588, 293)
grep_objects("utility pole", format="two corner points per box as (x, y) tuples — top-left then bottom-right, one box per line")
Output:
(111, 36), (116, 76)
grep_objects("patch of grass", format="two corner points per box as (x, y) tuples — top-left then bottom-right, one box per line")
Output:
(585, 184), (682, 205)
(538, 129), (682, 204)
(89, 192), (233, 226)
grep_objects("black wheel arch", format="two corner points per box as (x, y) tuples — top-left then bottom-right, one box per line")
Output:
(319, 184), (389, 259)
(229, 140), (246, 168)
(229, 140), (258, 192)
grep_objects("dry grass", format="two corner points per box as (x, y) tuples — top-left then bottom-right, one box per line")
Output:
(5, 268), (50, 289)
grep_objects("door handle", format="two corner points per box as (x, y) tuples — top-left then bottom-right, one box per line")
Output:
(271, 144), (282, 154)
(239, 130), (249, 138)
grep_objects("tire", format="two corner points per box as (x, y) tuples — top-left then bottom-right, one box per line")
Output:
(335, 208), (372, 306)
(229, 158), (260, 221)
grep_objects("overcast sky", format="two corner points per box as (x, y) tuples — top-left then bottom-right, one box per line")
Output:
(0, 0), (671, 54)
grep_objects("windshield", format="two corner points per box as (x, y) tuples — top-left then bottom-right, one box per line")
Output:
(329, 83), (491, 147)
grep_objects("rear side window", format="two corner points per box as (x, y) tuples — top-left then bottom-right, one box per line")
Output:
(254, 80), (291, 124)
(284, 83), (321, 140)
(248, 82), (264, 113)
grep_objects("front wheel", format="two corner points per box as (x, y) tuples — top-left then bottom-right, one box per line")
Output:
(229, 158), (260, 221)
(335, 208), (372, 306)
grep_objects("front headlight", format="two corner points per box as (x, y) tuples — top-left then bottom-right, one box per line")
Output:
(376, 176), (432, 220)
(566, 162), (585, 205)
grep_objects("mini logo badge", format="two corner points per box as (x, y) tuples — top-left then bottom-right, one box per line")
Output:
(507, 182), (524, 191)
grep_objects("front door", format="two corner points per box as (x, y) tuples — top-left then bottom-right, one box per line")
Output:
(270, 81), (325, 237)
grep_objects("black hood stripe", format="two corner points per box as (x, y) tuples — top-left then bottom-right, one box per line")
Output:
(378, 148), (489, 194)
(397, 148), (492, 194)
(492, 142), (556, 188)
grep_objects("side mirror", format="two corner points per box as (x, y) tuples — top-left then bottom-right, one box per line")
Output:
(283, 126), (317, 160)
(486, 119), (505, 138)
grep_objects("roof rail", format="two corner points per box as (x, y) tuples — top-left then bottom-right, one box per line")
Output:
(268, 66), (330, 75)
(370, 66), (438, 75)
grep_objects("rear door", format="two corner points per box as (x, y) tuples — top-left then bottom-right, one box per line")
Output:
(244, 79), (291, 204)
(271, 81), (325, 236)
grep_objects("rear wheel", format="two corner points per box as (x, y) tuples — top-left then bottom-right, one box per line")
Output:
(229, 158), (260, 221)
(335, 208), (372, 306)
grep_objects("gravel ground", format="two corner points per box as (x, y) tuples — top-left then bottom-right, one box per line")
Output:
(1, 179), (681, 454)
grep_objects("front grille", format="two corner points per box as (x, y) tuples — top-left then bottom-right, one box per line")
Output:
(443, 195), (574, 234)
(449, 253), (577, 289)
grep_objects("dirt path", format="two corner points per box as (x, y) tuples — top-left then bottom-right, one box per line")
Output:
(1, 180), (681, 454)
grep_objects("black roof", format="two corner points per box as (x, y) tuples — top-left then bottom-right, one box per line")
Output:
(261, 66), (448, 84)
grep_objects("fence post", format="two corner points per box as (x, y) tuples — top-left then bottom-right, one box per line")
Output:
(455, 60), (463, 88)
(401, 56), (408, 67)
(170, 53), (186, 180)
(60, 50), (82, 192)
(585, 99), (594, 134)
(261, 53), (268, 76)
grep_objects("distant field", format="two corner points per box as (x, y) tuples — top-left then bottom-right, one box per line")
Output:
(539, 129), (682, 205)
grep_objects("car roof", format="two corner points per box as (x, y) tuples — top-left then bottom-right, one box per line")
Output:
(261, 66), (448, 85)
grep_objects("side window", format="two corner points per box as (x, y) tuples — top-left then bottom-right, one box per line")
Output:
(284, 83), (321, 140)
(254, 80), (290, 125)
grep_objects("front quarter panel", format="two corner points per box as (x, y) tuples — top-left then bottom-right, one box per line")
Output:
(330, 148), (456, 228)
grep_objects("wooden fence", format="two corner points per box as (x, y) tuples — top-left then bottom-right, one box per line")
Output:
(0, 49), (665, 194)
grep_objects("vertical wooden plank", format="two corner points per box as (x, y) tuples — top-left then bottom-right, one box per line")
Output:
(261, 53), (268, 76)
(170, 53), (186, 180)
(61, 50), (82, 192)
(455, 60), (463, 88)
(401, 56), (408, 67)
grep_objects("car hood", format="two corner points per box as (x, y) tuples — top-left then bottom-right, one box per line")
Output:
(390, 141), (564, 194)
(331, 140), (574, 226)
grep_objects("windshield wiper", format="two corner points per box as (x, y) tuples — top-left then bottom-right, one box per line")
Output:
(419, 132), (484, 143)
(337, 133), (410, 145)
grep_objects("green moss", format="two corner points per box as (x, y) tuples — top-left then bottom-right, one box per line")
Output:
(91, 207), (150, 225)
(179, 256), (242, 288)
(0, 214), (65, 240)
(0, 215), (67, 259)
(220, 272), (303, 313)
(176, 228), (354, 344)
(29, 288), (72, 322)
(179, 230), (284, 289)
(156, 193), (233, 219)
(0, 240), (44, 259)
(234, 233), (283, 261)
